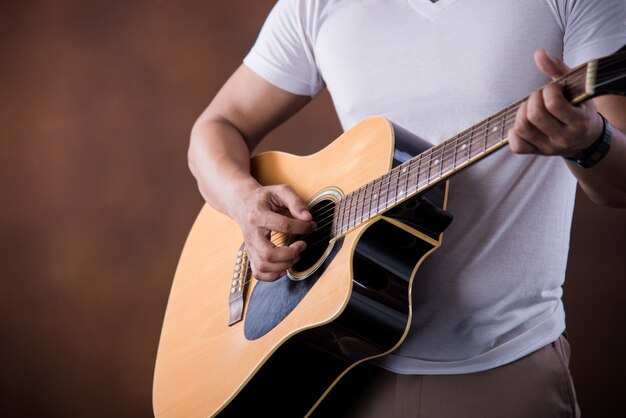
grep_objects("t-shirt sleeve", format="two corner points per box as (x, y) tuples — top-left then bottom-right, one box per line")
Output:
(560, 0), (626, 67)
(243, 0), (324, 97)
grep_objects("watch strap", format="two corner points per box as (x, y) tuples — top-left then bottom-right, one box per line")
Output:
(564, 113), (612, 169)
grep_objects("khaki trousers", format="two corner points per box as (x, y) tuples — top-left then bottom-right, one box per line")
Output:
(312, 335), (580, 418)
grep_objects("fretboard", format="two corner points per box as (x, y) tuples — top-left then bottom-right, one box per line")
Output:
(331, 63), (590, 238)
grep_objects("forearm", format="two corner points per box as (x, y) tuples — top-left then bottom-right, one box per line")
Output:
(188, 113), (315, 282)
(188, 118), (260, 223)
(507, 51), (626, 208)
(567, 119), (626, 207)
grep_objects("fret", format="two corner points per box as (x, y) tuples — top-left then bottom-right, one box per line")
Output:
(346, 192), (355, 232)
(449, 139), (457, 171)
(388, 169), (399, 207)
(378, 173), (389, 213)
(355, 186), (364, 224)
(387, 173), (396, 207)
(501, 106), (508, 144)
(339, 195), (347, 234)
(423, 150), (433, 187)
(461, 134), (471, 164)
(363, 181), (373, 220)
(400, 163), (410, 200)
(483, 117), (489, 153)
(372, 177), (382, 214)
(354, 186), (364, 225)
(335, 198), (344, 235)
(406, 161), (417, 193)
(358, 185), (367, 223)
(470, 126), (477, 160)
(442, 140), (454, 174)
(429, 146), (442, 183)
(424, 150), (432, 185)
(418, 151), (430, 189)
(468, 126), (476, 162)
(369, 180), (377, 218)
(439, 141), (446, 177)
(412, 154), (422, 192)
(332, 200), (341, 237)
(395, 165), (405, 202)
(399, 167), (408, 200)
(340, 198), (348, 234)
(489, 112), (499, 147)
(450, 135), (460, 170)
(407, 159), (419, 195)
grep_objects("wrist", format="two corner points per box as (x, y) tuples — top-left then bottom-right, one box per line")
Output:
(564, 113), (612, 168)
(228, 176), (262, 222)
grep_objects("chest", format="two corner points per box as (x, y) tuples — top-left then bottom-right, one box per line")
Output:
(313, 0), (563, 138)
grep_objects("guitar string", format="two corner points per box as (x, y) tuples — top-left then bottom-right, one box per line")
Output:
(595, 73), (626, 89)
(288, 117), (518, 251)
(268, 65), (589, 247)
(269, 110), (522, 249)
(268, 66), (601, 251)
(270, 75), (583, 249)
(241, 63), (624, 284)
(271, 64), (608, 246)
(240, 55), (624, 283)
(269, 56), (618, 245)
(295, 65), (591, 234)
(273, 102), (525, 245)
(270, 68), (591, 244)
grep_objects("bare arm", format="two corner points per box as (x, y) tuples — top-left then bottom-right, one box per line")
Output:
(189, 64), (316, 281)
(509, 49), (626, 207)
(570, 95), (626, 207)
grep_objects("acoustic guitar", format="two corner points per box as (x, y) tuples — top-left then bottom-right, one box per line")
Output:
(153, 45), (626, 417)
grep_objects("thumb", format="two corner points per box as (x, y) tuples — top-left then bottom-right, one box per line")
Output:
(534, 48), (570, 80)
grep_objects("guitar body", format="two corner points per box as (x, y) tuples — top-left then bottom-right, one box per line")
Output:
(153, 47), (626, 417)
(153, 116), (452, 417)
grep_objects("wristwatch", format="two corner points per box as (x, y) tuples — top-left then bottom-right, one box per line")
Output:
(564, 113), (612, 168)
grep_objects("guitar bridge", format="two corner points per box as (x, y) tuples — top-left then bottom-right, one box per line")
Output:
(228, 244), (251, 326)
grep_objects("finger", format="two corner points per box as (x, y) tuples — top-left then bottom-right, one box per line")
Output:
(254, 258), (296, 275)
(270, 185), (313, 221)
(249, 241), (300, 282)
(288, 240), (307, 255)
(541, 83), (584, 126)
(508, 127), (540, 154)
(526, 89), (565, 138)
(253, 270), (287, 282)
(534, 48), (570, 80)
(263, 211), (316, 235)
(251, 233), (299, 263)
(508, 102), (543, 154)
(247, 250), (293, 282)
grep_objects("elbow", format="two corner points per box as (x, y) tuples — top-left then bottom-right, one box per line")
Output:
(187, 120), (205, 179)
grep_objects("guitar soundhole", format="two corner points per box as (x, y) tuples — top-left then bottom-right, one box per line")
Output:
(288, 196), (337, 281)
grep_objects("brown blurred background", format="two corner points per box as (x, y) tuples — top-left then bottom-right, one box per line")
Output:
(1, 1), (624, 417)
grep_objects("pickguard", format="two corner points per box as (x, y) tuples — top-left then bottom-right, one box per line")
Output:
(244, 238), (344, 340)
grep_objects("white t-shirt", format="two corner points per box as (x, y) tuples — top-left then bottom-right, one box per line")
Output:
(243, 0), (626, 374)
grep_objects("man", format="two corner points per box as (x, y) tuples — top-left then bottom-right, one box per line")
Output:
(188, 0), (626, 416)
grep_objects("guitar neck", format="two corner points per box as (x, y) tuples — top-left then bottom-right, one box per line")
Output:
(331, 62), (593, 238)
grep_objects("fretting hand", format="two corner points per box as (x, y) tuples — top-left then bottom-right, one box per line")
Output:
(508, 49), (604, 158)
